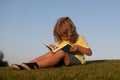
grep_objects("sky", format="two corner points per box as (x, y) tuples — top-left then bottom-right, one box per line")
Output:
(0, 0), (120, 65)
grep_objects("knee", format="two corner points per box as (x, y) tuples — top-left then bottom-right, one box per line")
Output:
(57, 50), (65, 53)
(56, 50), (66, 56)
(64, 53), (71, 66)
(48, 51), (54, 55)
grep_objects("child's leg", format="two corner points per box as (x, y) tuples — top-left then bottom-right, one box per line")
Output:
(20, 50), (71, 70)
(29, 51), (54, 63)
(35, 50), (70, 68)
(62, 52), (71, 65)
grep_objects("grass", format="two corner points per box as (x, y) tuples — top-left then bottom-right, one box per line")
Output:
(0, 60), (120, 80)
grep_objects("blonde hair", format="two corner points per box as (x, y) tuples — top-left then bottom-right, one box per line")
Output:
(54, 17), (78, 44)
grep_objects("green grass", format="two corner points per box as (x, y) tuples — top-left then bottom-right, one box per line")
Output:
(0, 60), (120, 80)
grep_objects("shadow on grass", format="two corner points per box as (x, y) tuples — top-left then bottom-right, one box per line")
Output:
(86, 60), (106, 65)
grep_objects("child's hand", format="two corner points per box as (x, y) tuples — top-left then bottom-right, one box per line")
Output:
(49, 44), (55, 48)
(70, 45), (79, 52)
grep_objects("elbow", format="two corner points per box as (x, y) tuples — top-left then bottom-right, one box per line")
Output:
(88, 52), (92, 56)
(86, 49), (92, 56)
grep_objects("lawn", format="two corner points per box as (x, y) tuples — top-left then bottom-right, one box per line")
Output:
(0, 60), (120, 80)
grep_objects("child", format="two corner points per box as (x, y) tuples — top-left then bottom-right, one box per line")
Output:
(12, 17), (92, 70)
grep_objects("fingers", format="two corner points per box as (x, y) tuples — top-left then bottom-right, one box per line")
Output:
(70, 46), (75, 52)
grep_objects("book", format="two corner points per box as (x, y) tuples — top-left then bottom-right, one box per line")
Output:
(44, 43), (71, 53)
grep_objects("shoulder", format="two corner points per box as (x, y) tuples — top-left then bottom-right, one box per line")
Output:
(76, 34), (89, 48)
(77, 34), (86, 43)
(78, 34), (84, 39)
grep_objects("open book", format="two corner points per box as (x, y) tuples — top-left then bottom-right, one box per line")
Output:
(44, 43), (71, 53)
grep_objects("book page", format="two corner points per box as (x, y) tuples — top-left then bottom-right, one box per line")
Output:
(44, 43), (71, 53)
(44, 43), (55, 52)
(52, 44), (71, 52)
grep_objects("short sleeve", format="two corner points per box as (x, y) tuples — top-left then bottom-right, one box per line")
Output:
(75, 35), (89, 48)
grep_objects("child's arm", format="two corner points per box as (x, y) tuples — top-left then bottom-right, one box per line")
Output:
(70, 45), (92, 56)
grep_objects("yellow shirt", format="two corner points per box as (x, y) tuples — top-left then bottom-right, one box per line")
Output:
(56, 35), (89, 64)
